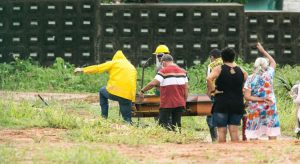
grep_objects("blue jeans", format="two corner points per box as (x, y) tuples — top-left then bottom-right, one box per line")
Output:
(99, 86), (132, 123)
(212, 112), (243, 127)
(207, 96), (217, 141)
(207, 96), (216, 128)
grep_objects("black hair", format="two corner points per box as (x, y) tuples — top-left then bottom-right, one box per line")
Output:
(221, 47), (236, 62)
(209, 49), (221, 58)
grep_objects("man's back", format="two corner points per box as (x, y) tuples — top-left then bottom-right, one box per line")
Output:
(155, 65), (187, 108)
(108, 56), (137, 102)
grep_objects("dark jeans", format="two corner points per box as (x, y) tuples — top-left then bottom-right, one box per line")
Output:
(154, 88), (171, 124)
(159, 107), (183, 132)
(99, 86), (132, 123)
(207, 96), (217, 142)
(206, 115), (218, 142)
(212, 112), (243, 127)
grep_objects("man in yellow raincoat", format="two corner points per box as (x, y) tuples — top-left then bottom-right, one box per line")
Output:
(74, 50), (137, 123)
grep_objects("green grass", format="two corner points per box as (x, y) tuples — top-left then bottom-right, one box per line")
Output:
(0, 145), (25, 163)
(0, 144), (135, 164)
(0, 98), (207, 145)
(0, 58), (108, 93)
(0, 100), (82, 129)
(43, 146), (136, 163)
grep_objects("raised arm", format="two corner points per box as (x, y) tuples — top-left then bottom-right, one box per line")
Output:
(256, 42), (276, 69)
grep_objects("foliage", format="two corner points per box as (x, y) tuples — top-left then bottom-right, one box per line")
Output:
(0, 58), (108, 93)
(102, 0), (247, 4)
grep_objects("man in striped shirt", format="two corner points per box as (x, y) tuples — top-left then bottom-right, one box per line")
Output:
(139, 54), (188, 131)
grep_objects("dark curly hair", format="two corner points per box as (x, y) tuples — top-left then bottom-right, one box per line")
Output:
(221, 47), (236, 63)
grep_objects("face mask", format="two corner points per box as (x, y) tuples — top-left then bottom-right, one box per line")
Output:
(157, 53), (164, 58)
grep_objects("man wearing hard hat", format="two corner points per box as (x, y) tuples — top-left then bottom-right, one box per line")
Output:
(153, 44), (170, 96)
(139, 54), (188, 131)
(153, 44), (170, 71)
(74, 50), (137, 123)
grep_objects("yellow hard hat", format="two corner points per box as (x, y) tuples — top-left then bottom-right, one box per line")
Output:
(153, 45), (170, 55)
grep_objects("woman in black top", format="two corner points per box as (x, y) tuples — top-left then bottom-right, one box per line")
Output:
(207, 48), (248, 143)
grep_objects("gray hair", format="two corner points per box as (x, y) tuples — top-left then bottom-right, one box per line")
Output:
(161, 54), (173, 62)
(254, 57), (269, 74)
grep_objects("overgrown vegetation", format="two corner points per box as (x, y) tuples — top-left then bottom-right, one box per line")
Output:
(0, 58), (108, 93)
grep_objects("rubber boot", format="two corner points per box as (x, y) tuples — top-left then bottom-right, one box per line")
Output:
(209, 127), (218, 142)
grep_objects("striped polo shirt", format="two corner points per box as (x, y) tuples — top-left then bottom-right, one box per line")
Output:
(155, 64), (188, 108)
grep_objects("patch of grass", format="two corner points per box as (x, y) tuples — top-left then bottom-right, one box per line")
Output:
(0, 144), (135, 163)
(67, 115), (205, 145)
(0, 100), (46, 128)
(276, 97), (296, 136)
(43, 146), (136, 164)
(0, 145), (24, 163)
(0, 100), (83, 129)
(0, 58), (107, 93)
(0, 99), (208, 144)
(251, 150), (278, 163)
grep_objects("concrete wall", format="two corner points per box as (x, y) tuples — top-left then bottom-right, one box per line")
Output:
(283, 0), (300, 11)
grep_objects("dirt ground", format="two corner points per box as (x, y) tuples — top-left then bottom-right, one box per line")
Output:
(0, 91), (99, 103)
(0, 128), (299, 163)
(1, 91), (300, 163)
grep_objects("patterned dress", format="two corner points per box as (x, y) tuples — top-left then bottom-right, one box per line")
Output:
(244, 67), (281, 138)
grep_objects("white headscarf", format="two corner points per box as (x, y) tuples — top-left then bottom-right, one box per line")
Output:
(254, 57), (269, 74)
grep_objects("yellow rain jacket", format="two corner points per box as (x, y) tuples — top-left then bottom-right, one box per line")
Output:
(83, 51), (137, 101)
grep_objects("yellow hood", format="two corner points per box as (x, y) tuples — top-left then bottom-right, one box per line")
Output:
(112, 50), (126, 60)
(83, 50), (137, 101)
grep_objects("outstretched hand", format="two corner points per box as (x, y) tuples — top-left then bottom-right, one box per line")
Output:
(74, 67), (83, 74)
